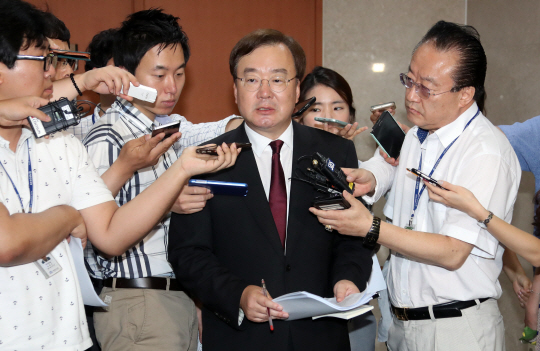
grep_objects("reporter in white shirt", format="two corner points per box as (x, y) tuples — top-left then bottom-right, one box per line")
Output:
(310, 21), (520, 351)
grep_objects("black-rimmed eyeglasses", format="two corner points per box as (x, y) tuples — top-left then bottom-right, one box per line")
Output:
(16, 53), (55, 71)
(400, 73), (460, 99)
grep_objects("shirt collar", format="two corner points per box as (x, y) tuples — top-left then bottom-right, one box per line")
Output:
(412, 102), (479, 148)
(245, 121), (294, 158)
(113, 97), (155, 130)
(0, 128), (33, 149)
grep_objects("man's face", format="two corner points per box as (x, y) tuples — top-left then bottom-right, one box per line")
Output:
(233, 44), (300, 139)
(0, 43), (55, 101)
(132, 44), (185, 120)
(405, 43), (463, 132)
(48, 38), (73, 81)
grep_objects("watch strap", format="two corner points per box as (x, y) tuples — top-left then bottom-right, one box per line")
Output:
(363, 216), (381, 249)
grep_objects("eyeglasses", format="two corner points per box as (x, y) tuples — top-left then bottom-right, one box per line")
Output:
(400, 73), (460, 99)
(236, 75), (296, 93)
(54, 57), (78, 71)
(16, 53), (55, 71)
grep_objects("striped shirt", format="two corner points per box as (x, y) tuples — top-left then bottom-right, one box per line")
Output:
(83, 97), (240, 279)
(67, 104), (104, 141)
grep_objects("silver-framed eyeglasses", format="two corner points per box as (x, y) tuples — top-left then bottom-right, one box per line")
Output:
(400, 73), (460, 99)
(236, 75), (297, 93)
(16, 53), (55, 71)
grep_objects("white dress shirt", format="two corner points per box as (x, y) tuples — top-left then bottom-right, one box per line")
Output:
(361, 103), (521, 308)
(244, 122), (294, 250)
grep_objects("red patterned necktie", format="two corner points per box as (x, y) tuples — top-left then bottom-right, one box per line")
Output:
(269, 140), (287, 248)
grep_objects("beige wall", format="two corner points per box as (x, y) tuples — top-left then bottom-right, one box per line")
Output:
(324, 1), (538, 350)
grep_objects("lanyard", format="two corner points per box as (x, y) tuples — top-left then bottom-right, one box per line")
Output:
(409, 109), (480, 227)
(0, 139), (33, 213)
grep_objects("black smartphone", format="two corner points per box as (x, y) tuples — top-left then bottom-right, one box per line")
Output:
(196, 142), (251, 155)
(189, 179), (248, 196)
(406, 168), (448, 190)
(292, 96), (316, 118)
(151, 121), (181, 139)
(370, 111), (405, 159)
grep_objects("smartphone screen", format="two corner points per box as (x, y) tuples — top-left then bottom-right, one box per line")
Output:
(151, 121), (180, 139)
(370, 111), (405, 159)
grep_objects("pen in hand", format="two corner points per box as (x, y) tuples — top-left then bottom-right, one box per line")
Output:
(261, 279), (274, 331)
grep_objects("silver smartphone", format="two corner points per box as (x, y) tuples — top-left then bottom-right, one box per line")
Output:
(370, 101), (396, 112)
(314, 117), (361, 130)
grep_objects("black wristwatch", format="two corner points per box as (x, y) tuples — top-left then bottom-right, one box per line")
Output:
(363, 216), (381, 249)
(477, 211), (493, 229)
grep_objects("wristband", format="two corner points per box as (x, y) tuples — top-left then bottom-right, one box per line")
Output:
(69, 73), (83, 96)
(363, 216), (380, 249)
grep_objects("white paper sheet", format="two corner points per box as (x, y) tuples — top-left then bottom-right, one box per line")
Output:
(68, 238), (108, 307)
(273, 254), (386, 321)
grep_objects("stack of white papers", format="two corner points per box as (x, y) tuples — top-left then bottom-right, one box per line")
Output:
(273, 255), (386, 321)
(274, 291), (374, 320)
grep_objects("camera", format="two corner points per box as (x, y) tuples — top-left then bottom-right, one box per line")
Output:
(27, 97), (80, 138)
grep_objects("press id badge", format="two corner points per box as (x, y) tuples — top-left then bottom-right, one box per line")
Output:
(35, 254), (62, 279)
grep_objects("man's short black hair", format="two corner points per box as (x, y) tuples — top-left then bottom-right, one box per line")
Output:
(85, 28), (118, 72)
(0, 0), (48, 69)
(42, 11), (71, 46)
(114, 8), (190, 74)
(415, 20), (487, 113)
(229, 29), (306, 81)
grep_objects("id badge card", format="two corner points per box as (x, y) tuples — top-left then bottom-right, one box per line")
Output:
(34, 254), (62, 279)
(405, 217), (415, 231)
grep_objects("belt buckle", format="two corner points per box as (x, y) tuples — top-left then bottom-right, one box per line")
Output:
(394, 307), (409, 321)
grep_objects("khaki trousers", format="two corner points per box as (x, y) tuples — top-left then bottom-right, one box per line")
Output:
(94, 286), (198, 351)
(387, 298), (505, 351)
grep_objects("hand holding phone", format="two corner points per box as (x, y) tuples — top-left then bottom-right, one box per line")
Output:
(370, 111), (405, 159)
(196, 142), (251, 156)
(406, 168), (448, 190)
(151, 121), (180, 139)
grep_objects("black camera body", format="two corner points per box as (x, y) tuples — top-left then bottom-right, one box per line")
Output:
(27, 97), (80, 138)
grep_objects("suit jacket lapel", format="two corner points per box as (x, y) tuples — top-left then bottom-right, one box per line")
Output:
(227, 124), (286, 258)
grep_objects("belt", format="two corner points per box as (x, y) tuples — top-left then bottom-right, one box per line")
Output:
(103, 277), (183, 291)
(391, 298), (490, 321)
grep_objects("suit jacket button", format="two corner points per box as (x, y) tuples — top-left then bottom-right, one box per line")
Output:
(286, 264), (291, 272)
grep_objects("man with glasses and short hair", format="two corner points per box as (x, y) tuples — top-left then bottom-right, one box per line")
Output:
(310, 21), (520, 350)
(167, 28), (372, 351)
(42, 11), (78, 81)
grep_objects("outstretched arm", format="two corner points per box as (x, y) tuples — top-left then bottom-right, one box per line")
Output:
(426, 180), (540, 267)
(82, 143), (241, 257)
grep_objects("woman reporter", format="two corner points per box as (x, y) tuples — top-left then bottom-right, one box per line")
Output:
(295, 66), (367, 140)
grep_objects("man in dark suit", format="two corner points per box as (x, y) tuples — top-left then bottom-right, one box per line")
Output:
(168, 29), (372, 351)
